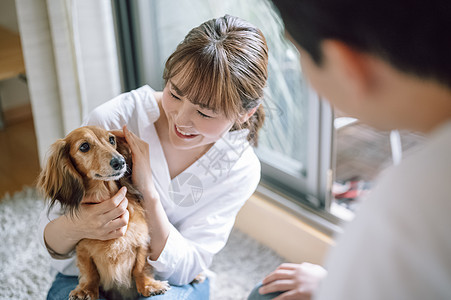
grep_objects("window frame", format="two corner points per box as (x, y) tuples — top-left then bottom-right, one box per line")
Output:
(259, 88), (335, 211)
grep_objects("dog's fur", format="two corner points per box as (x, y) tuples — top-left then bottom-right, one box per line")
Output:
(37, 126), (169, 300)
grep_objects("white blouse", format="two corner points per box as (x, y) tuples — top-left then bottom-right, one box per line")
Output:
(38, 85), (261, 285)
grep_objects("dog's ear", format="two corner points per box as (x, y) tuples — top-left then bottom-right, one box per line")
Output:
(114, 134), (132, 163)
(36, 139), (85, 215)
(111, 132), (143, 202)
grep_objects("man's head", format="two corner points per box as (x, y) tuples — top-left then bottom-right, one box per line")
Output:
(272, 0), (451, 132)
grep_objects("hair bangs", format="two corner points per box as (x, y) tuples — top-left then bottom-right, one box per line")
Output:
(163, 15), (268, 144)
(165, 46), (242, 120)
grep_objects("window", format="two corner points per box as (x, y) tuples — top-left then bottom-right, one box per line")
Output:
(332, 116), (425, 220)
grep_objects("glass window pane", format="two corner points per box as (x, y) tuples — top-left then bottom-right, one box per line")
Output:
(332, 115), (425, 220)
(134, 0), (327, 207)
(257, 44), (309, 179)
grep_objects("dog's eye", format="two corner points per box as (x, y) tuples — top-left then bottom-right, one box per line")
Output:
(109, 136), (115, 145)
(79, 142), (90, 153)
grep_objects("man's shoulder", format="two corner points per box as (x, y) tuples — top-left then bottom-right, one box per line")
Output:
(391, 121), (451, 188)
(367, 122), (451, 219)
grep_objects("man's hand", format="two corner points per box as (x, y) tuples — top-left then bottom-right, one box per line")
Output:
(259, 262), (327, 300)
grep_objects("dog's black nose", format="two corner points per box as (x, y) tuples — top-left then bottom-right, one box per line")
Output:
(110, 156), (125, 171)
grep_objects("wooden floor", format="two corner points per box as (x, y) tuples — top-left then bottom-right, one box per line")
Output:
(0, 117), (40, 199)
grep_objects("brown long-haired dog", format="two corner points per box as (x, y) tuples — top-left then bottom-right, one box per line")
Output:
(37, 126), (169, 300)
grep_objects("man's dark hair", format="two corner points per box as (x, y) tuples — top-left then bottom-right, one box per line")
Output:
(271, 0), (451, 87)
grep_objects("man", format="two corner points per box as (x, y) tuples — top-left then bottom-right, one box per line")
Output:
(250, 0), (451, 299)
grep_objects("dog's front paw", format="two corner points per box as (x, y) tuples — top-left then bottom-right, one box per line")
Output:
(191, 273), (206, 284)
(138, 280), (170, 297)
(69, 287), (99, 300)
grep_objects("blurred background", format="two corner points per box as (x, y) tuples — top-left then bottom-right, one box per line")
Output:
(0, 0), (424, 224)
(0, 2), (428, 299)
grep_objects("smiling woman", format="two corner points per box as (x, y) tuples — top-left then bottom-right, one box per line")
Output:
(158, 75), (236, 153)
(162, 15), (268, 147)
(38, 14), (269, 300)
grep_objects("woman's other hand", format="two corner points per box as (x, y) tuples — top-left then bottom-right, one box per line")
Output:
(43, 187), (129, 256)
(72, 186), (130, 241)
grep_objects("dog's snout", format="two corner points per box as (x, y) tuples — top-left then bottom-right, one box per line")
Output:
(110, 156), (125, 171)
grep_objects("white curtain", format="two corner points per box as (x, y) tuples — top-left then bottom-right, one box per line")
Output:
(15, 0), (121, 165)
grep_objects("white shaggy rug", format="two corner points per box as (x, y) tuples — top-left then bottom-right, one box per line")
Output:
(0, 188), (285, 300)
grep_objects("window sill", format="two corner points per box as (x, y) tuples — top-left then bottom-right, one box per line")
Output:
(234, 184), (343, 264)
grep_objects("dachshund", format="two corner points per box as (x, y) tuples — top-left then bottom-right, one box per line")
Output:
(37, 126), (169, 300)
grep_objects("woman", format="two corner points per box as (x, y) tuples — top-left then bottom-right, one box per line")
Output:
(39, 14), (268, 299)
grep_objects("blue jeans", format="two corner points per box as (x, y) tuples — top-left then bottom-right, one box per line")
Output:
(47, 273), (210, 300)
(247, 282), (282, 300)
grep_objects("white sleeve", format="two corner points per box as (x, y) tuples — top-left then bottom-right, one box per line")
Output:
(148, 159), (261, 285)
(37, 202), (63, 251)
(37, 202), (79, 275)
(82, 85), (159, 131)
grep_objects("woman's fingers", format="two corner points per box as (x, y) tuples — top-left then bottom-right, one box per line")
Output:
(111, 126), (145, 152)
(106, 209), (129, 234)
(96, 187), (127, 212)
(123, 125), (149, 155)
(123, 125), (137, 149)
(109, 129), (124, 137)
(106, 226), (128, 239)
(84, 187), (128, 227)
(102, 196), (128, 223)
(74, 187), (131, 240)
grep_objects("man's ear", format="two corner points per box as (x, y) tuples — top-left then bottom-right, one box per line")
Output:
(321, 40), (379, 99)
(238, 106), (258, 124)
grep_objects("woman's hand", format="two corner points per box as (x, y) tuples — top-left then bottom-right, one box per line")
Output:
(70, 187), (130, 241)
(259, 263), (327, 300)
(113, 126), (159, 201)
(44, 187), (130, 256)
(112, 126), (170, 260)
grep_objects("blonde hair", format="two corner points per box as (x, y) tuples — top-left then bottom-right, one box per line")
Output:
(163, 15), (268, 146)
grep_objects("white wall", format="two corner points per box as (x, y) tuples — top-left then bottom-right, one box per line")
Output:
(16, 0), (121, 164)
(0, 0), (30, 112)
